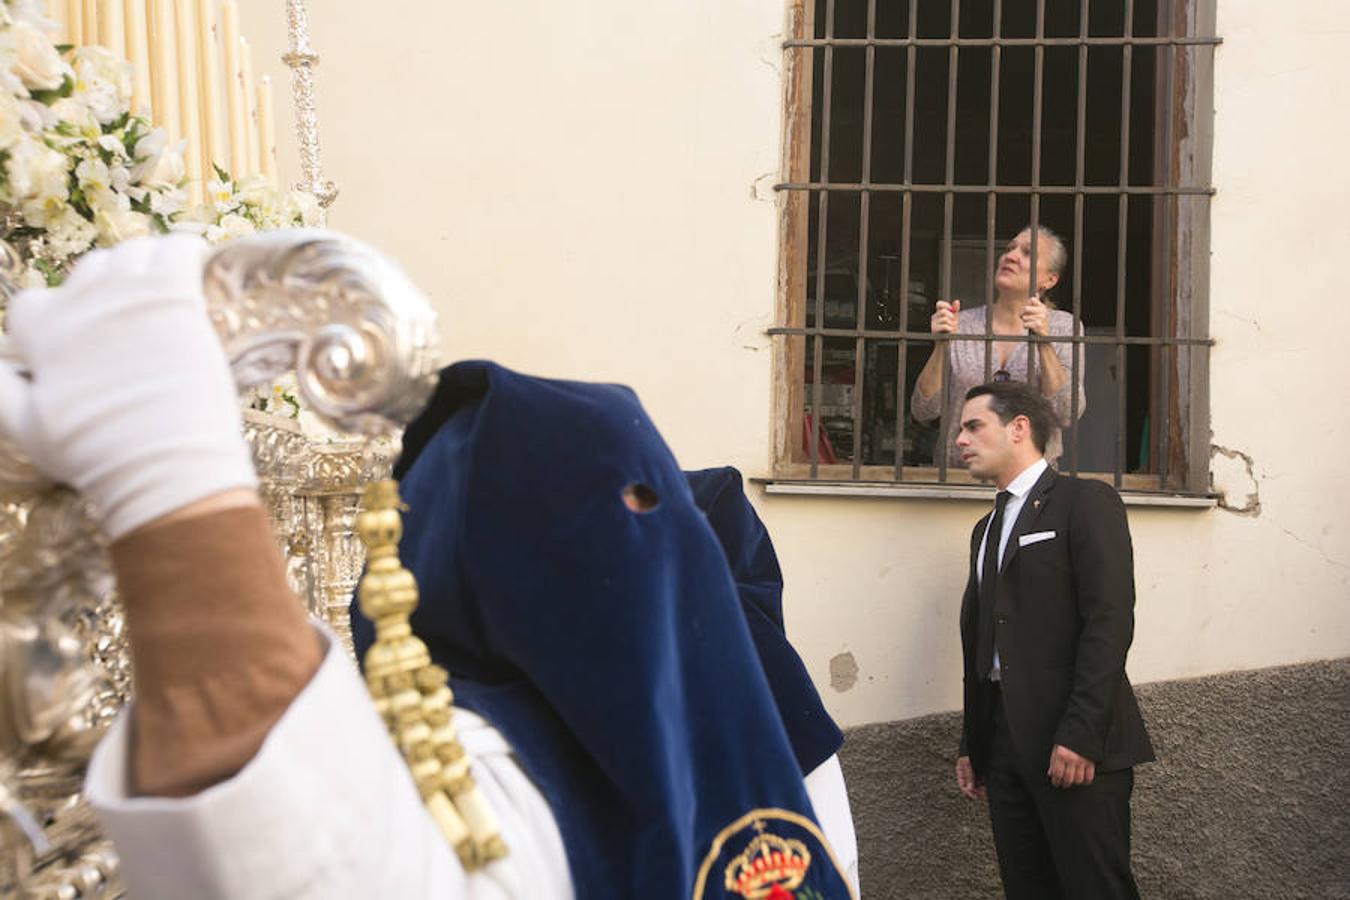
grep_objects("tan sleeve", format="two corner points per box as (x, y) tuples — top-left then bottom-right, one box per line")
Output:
(109, 505), (323, 797)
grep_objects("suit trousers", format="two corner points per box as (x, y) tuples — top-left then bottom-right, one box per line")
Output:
(985, 684), (1141, 900)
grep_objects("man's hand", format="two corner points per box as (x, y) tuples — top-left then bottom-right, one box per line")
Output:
(1020, 293), (1051, 336)
(955, 755), (986, 800)
(1047, 744), (1095, 788)
(931, 299), (961, 334)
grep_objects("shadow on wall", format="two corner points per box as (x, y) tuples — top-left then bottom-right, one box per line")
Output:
(838, 658), (1350, 900)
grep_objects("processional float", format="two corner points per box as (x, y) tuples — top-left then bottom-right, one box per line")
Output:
(0, 3), (503, 895)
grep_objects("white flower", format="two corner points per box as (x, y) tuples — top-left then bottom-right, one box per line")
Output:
(92, 201), (151, 245)
(0, 93), (25, 149)
(73, 46), (132, 109)
(98, 133), (128, 160)
(205, 212), (255, 243)
(75, 156), (111, 192)
(43, 206), (98, 258)
(206, 177), (239, 214)
(4, 135), (68, 208)
(286, 190), (323, 226)
(19, 265), (47, 290)
(48, 96), (99, 138)
(130, 132), (185, 189)
(9, 21), (67, 91)
(233, 173), (271, 207)
(169, 217), (209, 237)
(148, 185), (187, 217)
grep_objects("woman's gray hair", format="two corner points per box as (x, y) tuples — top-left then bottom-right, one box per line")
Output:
(1023, 224), (1068, 276)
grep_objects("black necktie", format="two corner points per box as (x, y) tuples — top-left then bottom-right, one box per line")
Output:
(977, 490), (1012, 680)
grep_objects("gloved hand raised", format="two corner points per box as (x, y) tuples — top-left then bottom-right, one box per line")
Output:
(0, 235), (257, 540)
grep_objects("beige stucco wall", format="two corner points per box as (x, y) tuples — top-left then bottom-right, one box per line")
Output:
(240, 1), (1350, 728)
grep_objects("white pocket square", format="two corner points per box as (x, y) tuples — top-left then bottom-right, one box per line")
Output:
(1018, 530), (1056, 547)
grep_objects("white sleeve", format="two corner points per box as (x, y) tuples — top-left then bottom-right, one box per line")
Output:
(85, 624), (574, 900)
(805, 753), (861, 897)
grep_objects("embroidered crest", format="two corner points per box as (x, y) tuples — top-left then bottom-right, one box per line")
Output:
(723, 819), (811, 897)
(694, 809), (854, 900)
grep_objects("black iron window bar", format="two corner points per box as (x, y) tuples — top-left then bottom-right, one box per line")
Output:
(771, 0), (1219, 492)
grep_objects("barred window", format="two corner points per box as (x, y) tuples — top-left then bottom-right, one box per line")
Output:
(772, 0), (1218, 494)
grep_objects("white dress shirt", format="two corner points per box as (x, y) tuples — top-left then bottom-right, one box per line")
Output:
(976, 457), (1049, 679)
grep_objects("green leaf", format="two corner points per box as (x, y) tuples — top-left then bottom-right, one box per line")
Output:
(33, 257), (63, 287)
(212, 162), (232, 183)
(30, 75), (75, 105)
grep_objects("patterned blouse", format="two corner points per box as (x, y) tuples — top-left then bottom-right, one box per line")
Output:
(910, 305), (1087, 468)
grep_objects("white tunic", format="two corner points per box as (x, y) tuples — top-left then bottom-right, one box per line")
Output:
(86, 626), (861, 898)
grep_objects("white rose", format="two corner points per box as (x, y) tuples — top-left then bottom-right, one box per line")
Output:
(48, 96), (99, 137)
(93, 203), (152, 245)
(4, 135), (68, 206)
(0, 94), (25, 150)
(73, 47), (133, 108)
(144, 141), (185, 188)
(9, 22), (68, 92)
(234, 173), (271, 207)
(131, 131), (186, 189)
(73, 74), (123, 124)
(205, 212), (255, 243)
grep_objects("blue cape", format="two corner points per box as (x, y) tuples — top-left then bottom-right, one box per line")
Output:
(352, 361), (852, 898)
(684, 467), (844, 775)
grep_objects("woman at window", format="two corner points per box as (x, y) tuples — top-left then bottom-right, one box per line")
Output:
(911, 226), (1086, 469)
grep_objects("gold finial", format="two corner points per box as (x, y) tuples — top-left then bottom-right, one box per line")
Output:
(356, 479), (508, 870)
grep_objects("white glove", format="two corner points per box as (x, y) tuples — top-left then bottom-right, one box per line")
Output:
(0, 235), (257, 540)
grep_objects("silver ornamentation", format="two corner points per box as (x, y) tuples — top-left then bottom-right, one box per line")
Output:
(206, 231), (440, 437)
(283, 0), (336, 210)
(0, 229), (439, 896)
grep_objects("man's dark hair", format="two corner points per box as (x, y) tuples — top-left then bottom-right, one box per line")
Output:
(964, 381), (1057, 453)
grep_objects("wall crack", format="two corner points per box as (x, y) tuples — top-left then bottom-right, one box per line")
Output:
(750, 170), (777, 202)
(1211, 445), (1261, 516)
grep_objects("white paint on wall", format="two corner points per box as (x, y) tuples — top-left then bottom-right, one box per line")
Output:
(239, 0), (1350, 728)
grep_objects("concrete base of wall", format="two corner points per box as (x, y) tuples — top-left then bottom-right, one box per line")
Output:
(838, 658), (1350, 899)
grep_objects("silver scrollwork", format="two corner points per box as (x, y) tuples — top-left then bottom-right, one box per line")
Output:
(0, 228), (440, 895)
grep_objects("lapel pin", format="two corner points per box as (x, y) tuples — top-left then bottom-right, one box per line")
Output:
(1033, 499), (1041, 509)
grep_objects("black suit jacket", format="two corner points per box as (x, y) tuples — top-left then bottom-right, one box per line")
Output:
(959, 466), (1155, 781)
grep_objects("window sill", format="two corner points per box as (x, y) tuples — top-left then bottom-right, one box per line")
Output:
(753, 478), (1217, 509)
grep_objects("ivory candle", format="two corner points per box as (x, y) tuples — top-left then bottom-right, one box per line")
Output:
(99, 0), (125, 57)
(45, 0), (67, 45)
(123, 0), (152, 115)
(257, 75), (276, 186)
(65, 0), (82, 48)
(173, 0), (204, 203)
(80, 0), (98, 47)
(240, 36), (259, 177)
(148, 0), (180, 137)
(195, 0), (226, 178)
(220, 0), (246, 177)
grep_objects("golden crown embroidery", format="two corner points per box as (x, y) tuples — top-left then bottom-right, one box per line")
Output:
(722, 818), (813, 898)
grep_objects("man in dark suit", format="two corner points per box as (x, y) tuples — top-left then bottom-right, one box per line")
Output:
(953, 381), (1154, 899)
